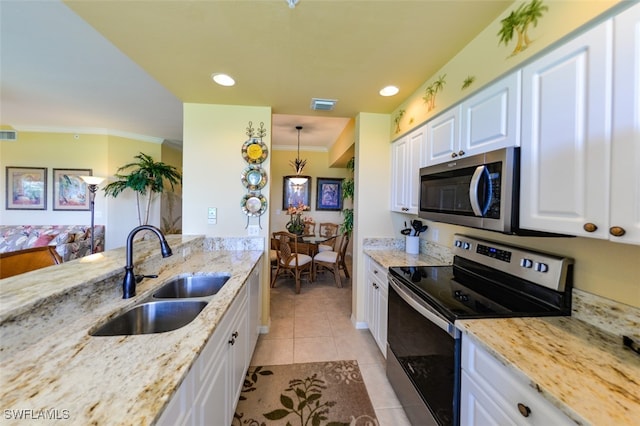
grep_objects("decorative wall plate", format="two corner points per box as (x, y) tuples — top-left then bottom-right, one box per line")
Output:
(241, 165), (267, 191)
(242, 137), (268, 164)
(241, 193), (267, 217)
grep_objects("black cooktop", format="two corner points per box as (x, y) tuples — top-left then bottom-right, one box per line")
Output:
(388, 262), (571, 323)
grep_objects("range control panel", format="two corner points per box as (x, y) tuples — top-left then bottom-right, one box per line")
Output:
(452, 234), (573, 291)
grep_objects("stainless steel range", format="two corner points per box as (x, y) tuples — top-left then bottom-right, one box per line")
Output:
(386, 234), (574, 426)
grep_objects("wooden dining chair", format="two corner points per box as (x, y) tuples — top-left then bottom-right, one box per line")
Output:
(318, 223), (339, 252)
(312, 232), (350, 288)
(303, 221), (316, 236)
(271, 231), (313, 294)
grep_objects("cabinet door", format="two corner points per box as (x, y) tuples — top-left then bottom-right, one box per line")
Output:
(407, 127), (426, 214)
(377, 279), (388, 357)
(461, 71), (521, 157)
(611, 2), (640, 244)
(192, 305), (235, 426)
(248, 263), (262, 350)
(460, 371), (514, 426)
(520, 22), (612, 237)
(229, 296), (249, 417)
(390, 136), (410, 212)
(425, 106), (460, 165)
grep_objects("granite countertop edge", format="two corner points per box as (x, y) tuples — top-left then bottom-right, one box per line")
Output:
(363, 248), (450, 268)
(456, 317), (640, 425)
(0, 243), (263, 425)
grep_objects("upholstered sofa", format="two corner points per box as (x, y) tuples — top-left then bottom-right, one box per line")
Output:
(0, 225), (105, 262)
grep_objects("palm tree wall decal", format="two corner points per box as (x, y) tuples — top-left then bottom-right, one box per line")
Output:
(422, 74), (447, 112)
(498, 0), (548, 56)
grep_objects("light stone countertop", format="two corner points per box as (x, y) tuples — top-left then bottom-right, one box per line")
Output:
(363, 246), (639, 425)
(0, 235), (263, 425)
(363, 249), (450, 269)
(456, 317), (640, 425)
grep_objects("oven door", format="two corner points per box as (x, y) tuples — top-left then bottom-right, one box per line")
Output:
(387, 275), (461, 426)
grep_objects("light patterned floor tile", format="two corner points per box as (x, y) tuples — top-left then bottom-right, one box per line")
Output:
(250, 337), (293, 366)
(293, 336), (340, 363)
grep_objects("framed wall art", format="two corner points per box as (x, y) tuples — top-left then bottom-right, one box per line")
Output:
(5, 167), (47, 210)
(282, 176), (311, 210)
(316, 177), (344, 211)
(53, 168), (92, 211)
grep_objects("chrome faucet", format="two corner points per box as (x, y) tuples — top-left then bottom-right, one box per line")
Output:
(122, 225), (173, 299)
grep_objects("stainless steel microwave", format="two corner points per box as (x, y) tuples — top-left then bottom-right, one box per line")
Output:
(419, 147), (519, 233)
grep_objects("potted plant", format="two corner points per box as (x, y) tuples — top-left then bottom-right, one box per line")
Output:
(103, 152), (182, 226)
(340, 157), (355, 235)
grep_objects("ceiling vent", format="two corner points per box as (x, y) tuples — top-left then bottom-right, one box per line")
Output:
(310, 98), (337, 111)
(0, 130), (17, 141)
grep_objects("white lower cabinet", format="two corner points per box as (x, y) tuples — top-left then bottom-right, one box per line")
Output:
(365, 256), (388, 356)
(158, 263), (262, 425)
(460, 334), (573, 426)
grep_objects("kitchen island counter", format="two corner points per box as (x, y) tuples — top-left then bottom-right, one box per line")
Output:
(0, 235), (263, 425)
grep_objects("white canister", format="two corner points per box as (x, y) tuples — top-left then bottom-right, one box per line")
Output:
(405, 236), (419, 254)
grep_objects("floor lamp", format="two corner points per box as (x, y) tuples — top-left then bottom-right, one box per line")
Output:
(80, 176), (105, 254)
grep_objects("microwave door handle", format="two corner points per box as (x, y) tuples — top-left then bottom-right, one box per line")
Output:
(469, 165), (486, 216)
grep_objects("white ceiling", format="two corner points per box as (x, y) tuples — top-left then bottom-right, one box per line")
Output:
(0, 0), (512, 149)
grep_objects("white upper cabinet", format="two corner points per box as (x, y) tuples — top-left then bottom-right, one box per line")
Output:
(391, 125), (425, 214)
(611, 2), (640, 244)
(424, 71), (521, 167)
(424, 106), (461, 165)
(460, 71), (521, 157)
(520, 3), (640, 244)
(520, 20), (613, 238)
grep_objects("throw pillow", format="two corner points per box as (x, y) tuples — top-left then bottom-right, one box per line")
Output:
(33, 234), (56, 247)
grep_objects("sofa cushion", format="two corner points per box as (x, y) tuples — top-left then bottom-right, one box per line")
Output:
(33, 234), (56, 247)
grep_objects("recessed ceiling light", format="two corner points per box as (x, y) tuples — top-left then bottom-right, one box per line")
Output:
(211, 73), (235, 87)
(379, 85), (399, 96)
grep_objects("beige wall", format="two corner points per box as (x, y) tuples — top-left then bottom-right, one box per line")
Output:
(352, 112), (393, 325)
(269, 149), (349, 233)
(104, 137), (163, 248)
(391, 0), (622, 140)
(182, 103), (272, 325)
(385, 0), (639, 308)
(0, 131), (164, 250)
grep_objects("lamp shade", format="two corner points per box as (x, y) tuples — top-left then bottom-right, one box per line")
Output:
(80, 176), (105, 186)
(289, 176), (308, 185)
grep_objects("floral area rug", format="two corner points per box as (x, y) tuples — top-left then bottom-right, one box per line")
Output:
(233, 360), (379, 426)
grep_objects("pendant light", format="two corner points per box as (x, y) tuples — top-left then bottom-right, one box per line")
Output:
(289, 125), (308, 185)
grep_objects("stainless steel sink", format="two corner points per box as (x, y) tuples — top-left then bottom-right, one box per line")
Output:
(152, 273), (231, 298)
(90, 300), (208, 336)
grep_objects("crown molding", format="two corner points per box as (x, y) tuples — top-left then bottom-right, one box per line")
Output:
(11, 125), (166, 144)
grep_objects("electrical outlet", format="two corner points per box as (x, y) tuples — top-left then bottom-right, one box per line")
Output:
(432, 228), (439, 242)
(247, 225), (259, 236)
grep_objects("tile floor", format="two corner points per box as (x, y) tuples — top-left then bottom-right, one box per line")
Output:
(249, 261), (412, 426)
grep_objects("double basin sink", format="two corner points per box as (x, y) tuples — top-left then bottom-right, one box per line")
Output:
(91, 273), (230, 336)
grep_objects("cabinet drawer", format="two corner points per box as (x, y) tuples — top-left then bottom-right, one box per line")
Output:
(462, 335), (573, 426)
(368, 258), (387, 284)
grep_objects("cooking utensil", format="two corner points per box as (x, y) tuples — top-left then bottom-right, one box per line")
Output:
(416, 225), (428, 236)
(411, 220), (423, 236)
(401, 228), (412, 235)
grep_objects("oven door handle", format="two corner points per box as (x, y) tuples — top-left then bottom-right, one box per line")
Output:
(389, 277), (457, 337)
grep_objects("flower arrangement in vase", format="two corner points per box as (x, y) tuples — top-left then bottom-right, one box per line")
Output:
(286, 202), (310, 235)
